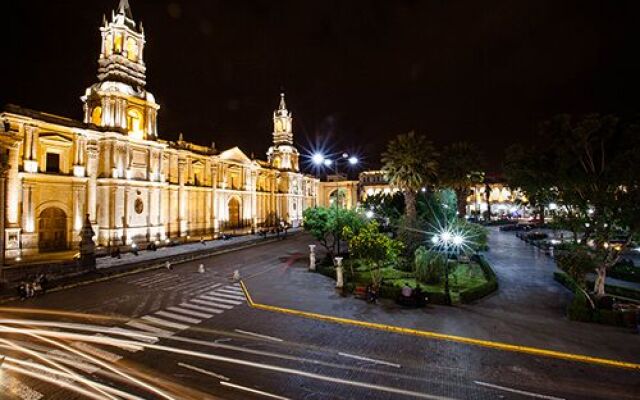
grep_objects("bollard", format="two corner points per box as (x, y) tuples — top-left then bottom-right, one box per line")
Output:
(334, 257), (344, 288)
(198, 264), (205, 273)
(309, 244), (316, 272)
(233, 269), (241, 282)
(165, 261), (172, 270)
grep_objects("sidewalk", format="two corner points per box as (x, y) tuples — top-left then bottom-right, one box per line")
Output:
(0, 229), (299, 302)
(243, 230), (640, 365)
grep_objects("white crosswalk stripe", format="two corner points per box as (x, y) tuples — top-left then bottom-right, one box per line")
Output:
(223, 285), (244, 292)
(191, 298), (234, 309)
(47, 350), (102, 374)
(216, 288), (245, 296)
(210, 291), (246, 300)
(199, 295), (243, 305)
(155, 310), (201, 324)
(105, 327), (159, 343)
(125, 320), (175, 337)
(94, 333), (144, 353)
(71, 341), (123, 362)
(179, 302), (224, 314)
(167, 306), (214, 319)
(141, 315), (190, 330)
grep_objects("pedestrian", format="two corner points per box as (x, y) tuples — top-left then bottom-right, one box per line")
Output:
(165, 261), (172, 270)
(232, 269), (240, 282)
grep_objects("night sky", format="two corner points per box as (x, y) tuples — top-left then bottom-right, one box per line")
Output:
(3, 0), (639, 172)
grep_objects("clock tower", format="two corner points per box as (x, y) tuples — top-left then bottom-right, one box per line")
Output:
(267, 93), (299, 171)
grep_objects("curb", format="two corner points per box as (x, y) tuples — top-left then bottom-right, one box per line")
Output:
(0, 236), (284, 304)
(239, 281), (640, 371)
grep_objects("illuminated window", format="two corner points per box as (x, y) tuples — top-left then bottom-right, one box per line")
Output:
(126, 37), (138, 61)
(127, 108), (143, 139)
(91, 107), (102, 125)
(114, 33), (123, 53)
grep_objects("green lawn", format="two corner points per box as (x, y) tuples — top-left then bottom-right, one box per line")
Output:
(347, 262), (489, 304)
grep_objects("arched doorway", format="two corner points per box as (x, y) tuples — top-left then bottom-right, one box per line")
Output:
(38, 207), (67, 252)
(228, 198), (241, 228)
(329, 188), (347, 208)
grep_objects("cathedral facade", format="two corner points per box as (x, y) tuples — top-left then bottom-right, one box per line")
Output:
(0, 1), (318, 262)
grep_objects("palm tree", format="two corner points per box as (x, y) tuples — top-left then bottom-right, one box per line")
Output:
(381, 131), (438, 223)
(439, 142), (485, 218)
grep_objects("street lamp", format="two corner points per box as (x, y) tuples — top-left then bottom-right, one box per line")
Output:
(312, 153), (325, 166)
(430, 227), (468, 306)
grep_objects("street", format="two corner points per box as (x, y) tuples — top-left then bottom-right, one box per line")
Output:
(0, 233), (638, 400)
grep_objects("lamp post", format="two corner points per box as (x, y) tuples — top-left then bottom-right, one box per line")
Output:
(432, 229), (465, 306)
(312, 152), (359, 256)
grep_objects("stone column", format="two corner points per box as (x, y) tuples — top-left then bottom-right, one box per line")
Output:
(0, 162), (9, 270)
(86, 143), (98, 224)
(6, 143), (20, 226)
(211, 164), (218, 234)
(334, 257), (344, 288)
(309, 244), (316, 271)
(177, 158), (186, 236)
(21, 183), (34, 233)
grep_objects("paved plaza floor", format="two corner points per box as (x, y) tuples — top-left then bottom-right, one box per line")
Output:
(244, 228), (640, 364)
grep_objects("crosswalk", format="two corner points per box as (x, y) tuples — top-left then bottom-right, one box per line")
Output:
(1, 283), (246, 400)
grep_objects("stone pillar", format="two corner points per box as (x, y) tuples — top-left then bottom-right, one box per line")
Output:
(0, 162), (9, 270)
(334, 257), (344, 288)
(309, 244), (316, 271)
(86, 143), (98, 223)
(21, 183), (34, 233)
(178, 158), (187, 236)
(6, 143), (20, 226)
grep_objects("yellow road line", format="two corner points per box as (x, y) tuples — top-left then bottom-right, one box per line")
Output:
(239, 281), (640, 371)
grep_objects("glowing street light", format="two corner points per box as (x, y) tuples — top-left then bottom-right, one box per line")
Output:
(348, 156), (358, 165)
(323, 159), (333, 167)
(365, 210), (374, 219)
(312, 153), (325, 165)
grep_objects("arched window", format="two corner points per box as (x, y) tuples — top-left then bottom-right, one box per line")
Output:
(114, 33), (123, 53)
(91, 107), (102, 126)
(126, 37), (138, 62)
(127, 108), (143, 139)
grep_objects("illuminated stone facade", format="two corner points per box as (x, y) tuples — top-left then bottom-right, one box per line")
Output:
(0, 1), (317, 262)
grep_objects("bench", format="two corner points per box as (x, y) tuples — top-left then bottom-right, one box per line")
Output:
(354, 286), (367, 300)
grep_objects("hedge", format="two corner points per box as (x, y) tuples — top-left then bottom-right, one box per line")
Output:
(554, 271), (639, 327)
(458, 255), (498, 303)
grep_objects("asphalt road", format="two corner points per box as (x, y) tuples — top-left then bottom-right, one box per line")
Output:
(0, 234), (638, 400)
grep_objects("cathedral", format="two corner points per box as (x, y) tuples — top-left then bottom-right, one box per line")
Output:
(0, 0), (318, 262)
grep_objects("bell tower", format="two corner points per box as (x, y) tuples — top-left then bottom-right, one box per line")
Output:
(81, 0), (159, 140)
(267, 93), (299, 171)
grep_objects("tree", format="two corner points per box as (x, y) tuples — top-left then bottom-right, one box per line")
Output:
(344, 221), (403, 288)
(546, 114), (640, 297)
(439, 142), (485, 218)
(504, 143), (556, 223)
(303, 207), (365, 260)
(381, 131), (439, 224)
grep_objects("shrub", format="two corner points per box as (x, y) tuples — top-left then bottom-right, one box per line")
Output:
(567, 291), (593, 322)
(555, 247), (596, 289)
(414, 246), (446, 284)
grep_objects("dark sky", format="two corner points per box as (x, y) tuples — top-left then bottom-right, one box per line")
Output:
(3, 0), (639, 172)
